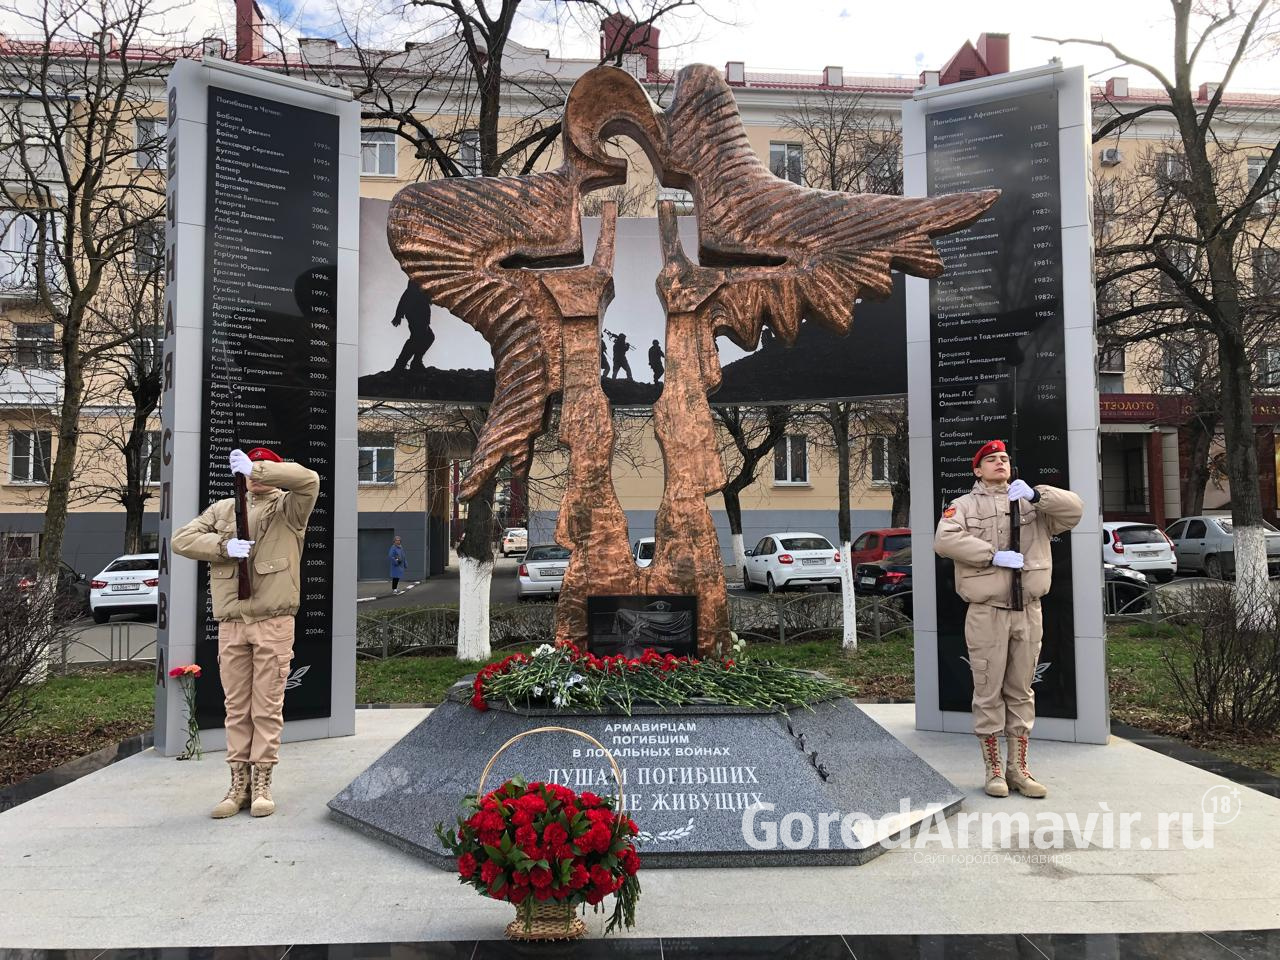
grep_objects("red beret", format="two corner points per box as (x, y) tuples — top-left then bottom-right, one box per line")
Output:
(972, 440), (1007, 469)
(247, 447), (284, 463)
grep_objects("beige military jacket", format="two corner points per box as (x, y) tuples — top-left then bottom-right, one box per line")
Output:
(172, 460), (320, 623)
(934, 481), (1083, 608)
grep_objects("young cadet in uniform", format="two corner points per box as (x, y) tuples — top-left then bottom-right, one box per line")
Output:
(172, 447), (320, 818)
(934, 440), (1083, 799)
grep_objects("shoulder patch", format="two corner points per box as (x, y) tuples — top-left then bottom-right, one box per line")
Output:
(942, 506), (957, 519)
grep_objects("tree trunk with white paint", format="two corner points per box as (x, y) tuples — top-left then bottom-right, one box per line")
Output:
(1233, 524), (1274, 628)
(456, 556), (494, 661)
(840, 541), (857, 653)
(731, 533), (746, 575)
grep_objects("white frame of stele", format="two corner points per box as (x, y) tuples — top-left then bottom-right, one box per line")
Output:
(902, 63), (1107, 744)
(155, 58), (360, 756)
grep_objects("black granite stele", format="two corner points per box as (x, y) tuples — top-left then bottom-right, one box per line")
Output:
(328, 685), (963, 867)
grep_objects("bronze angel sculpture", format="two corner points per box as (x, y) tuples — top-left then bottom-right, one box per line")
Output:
(388, 65), (998, 656)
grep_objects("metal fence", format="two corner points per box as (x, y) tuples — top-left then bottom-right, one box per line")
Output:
(51, 575), (1232, 671)
(355, 592), (914, 658)
(55, 621), (157, 672)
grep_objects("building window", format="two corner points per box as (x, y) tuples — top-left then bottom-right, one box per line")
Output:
(14, 322), (56, 368)
(358, 431), (395, 484)
(133, 222), (163, 274)
(139, 532), (159, 552)
(9, 429), (51, 484)
(769, 142), (803, 185)
(458, 129), (481, 176)
(143, 430), (161, 485)
(1247, 155), (1279, 211)
(0, 210), (37, 289)
(2, 532), (37, 558)
(1255, 246), (1279, 297)
(360, 129), (397, 176)
(1154, 151), (1185, 195)
(774, 434), (808, 484)
(135, 117), (167, 170)
(871, 435), (895, 484)
(1162, 344), (1196, 390)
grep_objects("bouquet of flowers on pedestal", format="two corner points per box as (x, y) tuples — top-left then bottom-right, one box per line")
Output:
(168, 663), (203, 760)
(436, 776), (642, 938)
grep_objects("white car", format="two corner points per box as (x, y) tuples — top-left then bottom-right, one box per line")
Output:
(500, 527), (528, 558)
(633, 537), (655, 568)
(517, 544), (571, 600)
(1101, 522), (1177, 582)
(743, 532), (841, 593)
(90, 553), (160, 623)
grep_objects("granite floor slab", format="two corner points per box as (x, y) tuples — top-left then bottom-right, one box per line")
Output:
(2, 705), (1278, 948)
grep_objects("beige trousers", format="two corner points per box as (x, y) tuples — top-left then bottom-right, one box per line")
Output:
(217, 615), (295, 765)
(964, 600), (1042, 738)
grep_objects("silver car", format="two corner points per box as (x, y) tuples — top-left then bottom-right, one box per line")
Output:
(516, 544), (571, 600)
(1163, 516), (1280, 579)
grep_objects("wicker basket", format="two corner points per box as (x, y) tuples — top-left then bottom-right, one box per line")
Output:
(479, 725), (624, 942)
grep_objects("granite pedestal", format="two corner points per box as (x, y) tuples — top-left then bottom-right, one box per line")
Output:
(328, 685), (962, 867)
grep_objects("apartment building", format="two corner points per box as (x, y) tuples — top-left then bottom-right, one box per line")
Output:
(3, 2), (1275, 581)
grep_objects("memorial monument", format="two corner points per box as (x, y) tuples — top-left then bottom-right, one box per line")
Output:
(385, 64), (997, 656)
(332, 63), (1001, 866)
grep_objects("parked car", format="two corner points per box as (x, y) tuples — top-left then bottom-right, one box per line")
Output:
(89, 553), (160, 623)
(1101, 522), (1177, 582)
(5, 558), (90, 615)
(1164, 516), (1280, 579)
(516, 544), (571, 600)
(1104, 562), (1151, 614)
(500, 527), (528, 558)
(847, 528), (911, 567)
(743, 532), (841, 593)
(854, 546), (913, 616)
(633, 537), (655, 569)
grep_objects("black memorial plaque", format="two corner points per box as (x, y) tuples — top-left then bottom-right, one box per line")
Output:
(926, 90), (1077, 720)
(195, 86), (339, 726)
(587, 595), (698, 658)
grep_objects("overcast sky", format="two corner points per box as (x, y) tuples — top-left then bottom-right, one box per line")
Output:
(304, 0), (1280, 92)
(7, 0), (1277, 93)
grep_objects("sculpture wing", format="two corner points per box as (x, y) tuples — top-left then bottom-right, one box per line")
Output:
(387, 172), (582, 497)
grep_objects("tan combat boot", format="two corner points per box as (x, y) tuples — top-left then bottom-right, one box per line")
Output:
(980, 735), (1009, 798)
(251, 763), (276, 817)
(211, 761), (251, 818)
(1006, 735), (1048, 799)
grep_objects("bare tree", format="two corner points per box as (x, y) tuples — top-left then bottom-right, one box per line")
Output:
(714, 405), (791, 572)
(0, 0), (183, 592)
(1043, 0), (1280, 611)
(0, 553), (77, 732)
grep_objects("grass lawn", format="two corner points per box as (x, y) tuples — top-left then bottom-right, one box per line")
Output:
(5, 622), (1278, 789)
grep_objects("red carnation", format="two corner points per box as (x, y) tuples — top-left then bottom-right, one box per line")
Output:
(529, 866), (553, 889)
(512, 869), (530, 886)
(480, 860), (500, 885)
(569, 863), (590, 889)
(533, 886), (553, 901)
(579, 792), (602, 808)
(622, 848), (641, 875)
(542, 822), (569, 847)
(457, 853), (477, 878)
(515, 825), (537, 848)
(509, 886), (530, 905)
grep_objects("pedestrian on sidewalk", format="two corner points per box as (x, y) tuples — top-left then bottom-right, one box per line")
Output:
(933, 440), (1083, 800)
(388, 535), (407, 594)
(172, 447), (319, 820)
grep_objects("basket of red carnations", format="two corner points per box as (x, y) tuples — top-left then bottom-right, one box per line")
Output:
(435, 725), (642, 940)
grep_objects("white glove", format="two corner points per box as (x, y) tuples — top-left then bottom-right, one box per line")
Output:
(226, 538), (254, 559)
(992, 550), (1025, 569)
(1008, 478), (1036, 502)
(229, 449), (253, 477)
